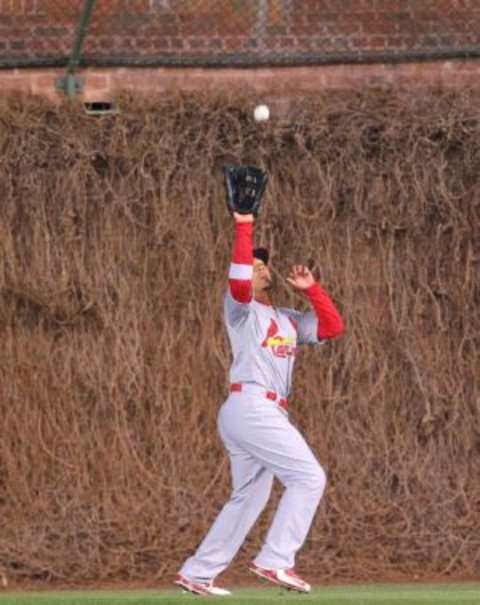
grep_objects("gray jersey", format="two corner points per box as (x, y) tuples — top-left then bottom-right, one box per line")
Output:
(224, 292), (322, 397)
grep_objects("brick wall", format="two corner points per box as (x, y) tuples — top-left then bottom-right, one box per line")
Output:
(0, 0), (479, 67)
(0, 1), (479, 102)
(1, 61), (480, 105)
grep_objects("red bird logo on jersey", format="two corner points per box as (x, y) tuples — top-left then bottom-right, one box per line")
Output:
(261, 319), (297, 358)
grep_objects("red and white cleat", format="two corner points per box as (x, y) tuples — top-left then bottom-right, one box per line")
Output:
(174, 574), (232, 596)
(248, 562), (311, 593)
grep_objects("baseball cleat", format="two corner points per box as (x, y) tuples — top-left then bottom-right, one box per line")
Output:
(174, 573), (232, 596)
(248, 562), (311, 593)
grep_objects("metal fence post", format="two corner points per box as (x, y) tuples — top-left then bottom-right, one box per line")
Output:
(56, 0), (97, 97)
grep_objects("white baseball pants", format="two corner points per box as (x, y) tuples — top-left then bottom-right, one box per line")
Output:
(180, 385), (326, 582)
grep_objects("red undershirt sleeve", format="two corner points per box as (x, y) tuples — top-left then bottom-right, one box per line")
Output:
(304, 283), (345, 339)
(228, 223), (253, 303)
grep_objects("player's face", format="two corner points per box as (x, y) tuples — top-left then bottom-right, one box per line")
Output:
(252, 258), (272, 292)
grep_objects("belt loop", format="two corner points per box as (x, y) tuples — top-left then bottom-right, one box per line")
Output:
(230, 384), (288, 411)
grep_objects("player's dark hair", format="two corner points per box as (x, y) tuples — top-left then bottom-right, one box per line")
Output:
(253, 247), (269, 265)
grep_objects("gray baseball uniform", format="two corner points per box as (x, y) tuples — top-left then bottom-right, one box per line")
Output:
(180, 223), (343, 582)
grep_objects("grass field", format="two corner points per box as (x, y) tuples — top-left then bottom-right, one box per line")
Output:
(0, 584), (479, 605)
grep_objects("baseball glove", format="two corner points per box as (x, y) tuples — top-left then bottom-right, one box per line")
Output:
(223, 164), (268, 216)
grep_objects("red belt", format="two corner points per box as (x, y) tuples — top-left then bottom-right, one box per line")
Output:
(230, 383), (288, 411)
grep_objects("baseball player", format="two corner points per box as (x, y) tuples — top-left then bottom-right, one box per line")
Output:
(175, 211), (344, 596)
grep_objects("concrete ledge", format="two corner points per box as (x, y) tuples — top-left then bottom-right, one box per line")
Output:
(0, 61), (479, 103)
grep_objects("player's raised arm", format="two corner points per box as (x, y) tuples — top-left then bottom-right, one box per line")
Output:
(228, 213), (254, 303)
(287, 265), (344, 340)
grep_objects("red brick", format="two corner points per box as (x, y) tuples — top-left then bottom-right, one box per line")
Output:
(224, 37), (244, 51)
(152, 37), (170, 50)
(24, 0), (37, 13)
(30, 73), (59, 96)
(83, 74), (110, 90)
(351, 37), (370, 49)
(0, 75), (31, 91)
(360, 18), (399, 35)
(386, 36), (405, 49)
(336, 21), (363, 35)
(369, 36), (387, 49)
(170, 38), (184, 49)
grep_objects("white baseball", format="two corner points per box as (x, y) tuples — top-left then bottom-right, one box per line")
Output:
(254, 104), (270, 122)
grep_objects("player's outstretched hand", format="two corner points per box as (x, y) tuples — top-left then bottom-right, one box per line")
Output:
(286, 265), (315, 291)
(234, 212), (254, 224)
